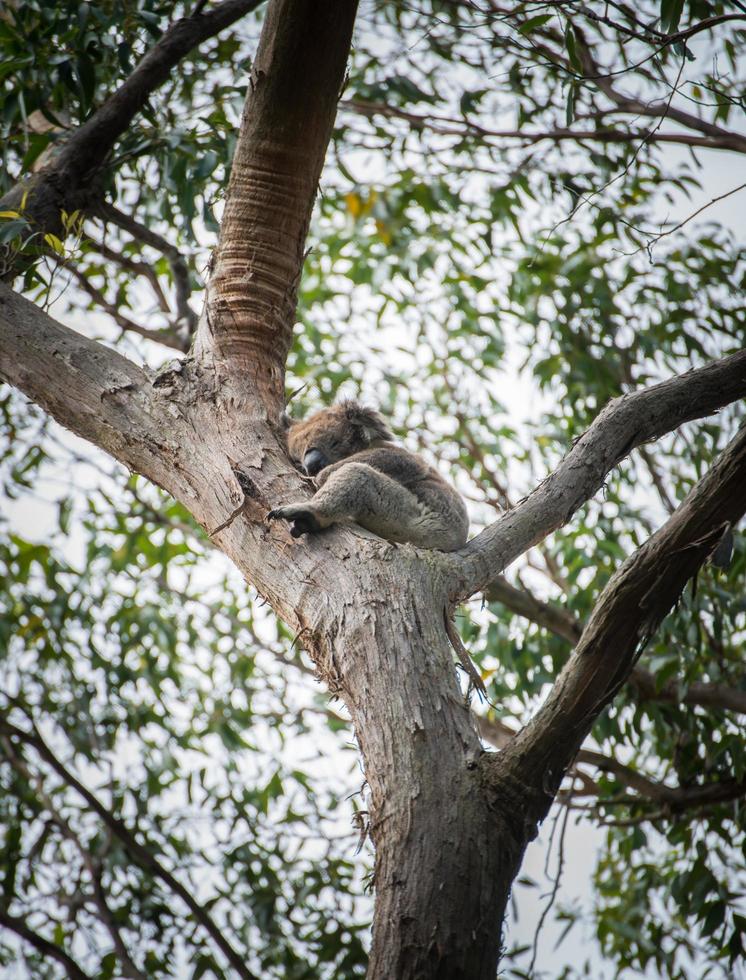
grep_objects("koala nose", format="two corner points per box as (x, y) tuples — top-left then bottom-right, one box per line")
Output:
(303, 448), (327, 476)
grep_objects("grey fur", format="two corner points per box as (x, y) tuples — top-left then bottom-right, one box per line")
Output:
(267, 402), (468, 551)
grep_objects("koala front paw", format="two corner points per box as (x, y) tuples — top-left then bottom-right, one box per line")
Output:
(266, 505), (323, 538)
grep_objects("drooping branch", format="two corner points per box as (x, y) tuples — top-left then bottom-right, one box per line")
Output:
(0, 717), (259, 980)
(0, 0), (265, 267)
(197, 0), (359, 407)
(449, 348), (746, 602)
(489, 421), (746, 825)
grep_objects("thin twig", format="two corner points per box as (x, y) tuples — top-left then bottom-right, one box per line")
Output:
(618, 181), (746, 255)
(529, 786), (573, 976)
(68, 266), (188, 352)
(89, 235), (171, 312)
(97, 203), (198, 336)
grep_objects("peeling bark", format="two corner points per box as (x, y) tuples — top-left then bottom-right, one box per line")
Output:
(4, 277), (745, 978)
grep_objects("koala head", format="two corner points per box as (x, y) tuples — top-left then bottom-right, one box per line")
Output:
(285, 401), (394, 476)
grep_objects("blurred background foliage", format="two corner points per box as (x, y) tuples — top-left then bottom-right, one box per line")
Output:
(1, 0), (745, 977)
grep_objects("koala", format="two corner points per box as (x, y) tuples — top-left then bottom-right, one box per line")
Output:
(267, 401), (469, 552)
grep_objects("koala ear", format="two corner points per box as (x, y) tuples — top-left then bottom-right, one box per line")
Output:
(343, 401), (394, 444)
(280, 411), (298, 430)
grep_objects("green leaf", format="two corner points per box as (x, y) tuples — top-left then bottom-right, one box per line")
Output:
(565, 84), (576, 126)
(660, 0), (685, 34)
(518, 14), (553, 35)
(44, 232), (65, 255)
(564, 24), (582, 72)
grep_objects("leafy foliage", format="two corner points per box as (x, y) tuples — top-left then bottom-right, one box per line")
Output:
(0, 414), (368, 978)
(1, 0), (746, 976)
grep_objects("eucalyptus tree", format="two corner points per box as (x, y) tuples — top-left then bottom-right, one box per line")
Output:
(1, 2), (745, 978)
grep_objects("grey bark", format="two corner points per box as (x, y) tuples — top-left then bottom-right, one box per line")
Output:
(492, 421), (746, 828)
(486, 579), (746, 714)
(449, 348), (746, 603)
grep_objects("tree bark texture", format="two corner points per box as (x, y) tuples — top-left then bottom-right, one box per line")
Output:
(449, 348), (746, 603)
(492, 421), (746, 827)
(2, 1), (746, 977)
(198, 0), (360, 407)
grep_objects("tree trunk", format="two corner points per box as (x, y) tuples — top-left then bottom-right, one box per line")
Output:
(307, 553), (522, 979)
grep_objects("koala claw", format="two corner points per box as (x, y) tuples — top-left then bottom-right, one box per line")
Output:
(267, 506), (322, 538)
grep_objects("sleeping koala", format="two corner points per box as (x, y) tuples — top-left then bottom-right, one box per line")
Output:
(267, 401), (468, 551)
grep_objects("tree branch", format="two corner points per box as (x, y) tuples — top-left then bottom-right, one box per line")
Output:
(0, 0), (265, 268)
(196, 0), (359, 408)
(0, 717), (259, 980)
(637, 444), (676, 514)
(573, 746), (746, 812)
(67, 266), (188, 352)
(449, 348), (746, 602)
(484, 579), (746, 714)
(97, 204), (197, 339)
(628, 668), (746, 715)
(489, 420), (746, 825)
(484, 576), (582, 644)
(0, 909), (91, 980)
(479, 716), (746, 815)
(343, 99), (746, 154)
(0, 734), (146, 980)
(596, 778), (746, 820)
(573, 32), (746, 154)
(622, 181), (746, 253)
(88, 236), (171, 314)
(0, 283), (186, 490)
